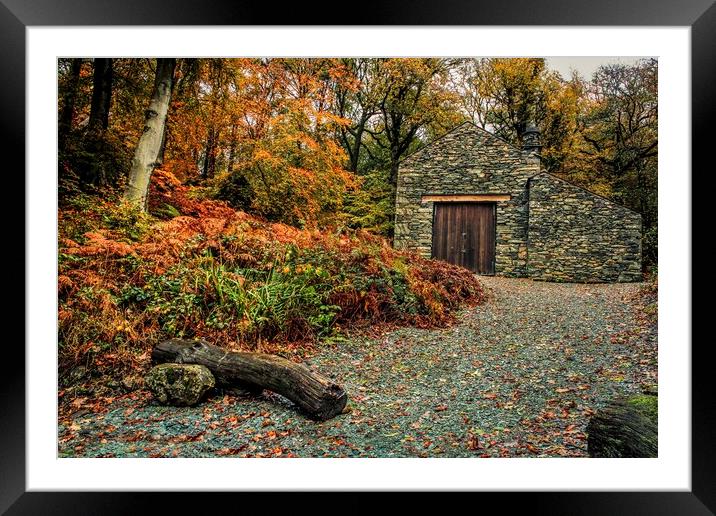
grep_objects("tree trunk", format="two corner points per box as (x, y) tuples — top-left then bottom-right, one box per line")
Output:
(80, 58), (113, 186)
(156, 124), (168, 167)
(152, 339), (348, 421)
(202, 127), (218, 179)
(389, 155), (400, 188)
(586, 395), (657, 458)
(348, 123), (366, 173)
(124, 58), (176, 209)
(59, 58), (83, 153)
(88, 58), (113, 136)
(156, 64), (180, 167)
(226, 125), (237, 174)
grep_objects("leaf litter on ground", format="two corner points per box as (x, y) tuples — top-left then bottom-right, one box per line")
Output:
(58, 276), (657, 458)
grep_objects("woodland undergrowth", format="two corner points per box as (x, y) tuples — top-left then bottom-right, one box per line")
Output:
(58, 169), (485, 395)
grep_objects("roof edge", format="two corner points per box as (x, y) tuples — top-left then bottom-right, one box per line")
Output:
(399, 121), (524, 167)
(528, 171), (642, 216)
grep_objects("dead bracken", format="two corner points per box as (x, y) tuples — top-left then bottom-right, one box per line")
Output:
(58, 169), (485, 394)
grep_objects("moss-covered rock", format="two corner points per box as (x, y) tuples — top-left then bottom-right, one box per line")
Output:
(587, 394), (657, 458)
(145, 364), (215, 406)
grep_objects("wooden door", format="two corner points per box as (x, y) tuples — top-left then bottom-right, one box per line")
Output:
(431, 202), (495, 274)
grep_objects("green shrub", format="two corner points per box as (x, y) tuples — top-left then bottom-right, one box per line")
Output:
(151, 202), (182, 220)
(118, 257), (341, 345)
(342, 169), (395, 237)
(214, 171), (255, 212)
(101, 202), (151, 241)
(59, 190), (152, 244)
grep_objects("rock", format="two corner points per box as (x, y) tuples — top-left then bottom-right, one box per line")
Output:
(122, 375), (143, 391)
(587, 394), (657, 458)
(67, 365), (87, 384)
(145, 363), (215, 406)
(107, 379), (121, 389)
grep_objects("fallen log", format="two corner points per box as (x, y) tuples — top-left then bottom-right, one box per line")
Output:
(586, 394), (657, 458)
(152, 339), (348, 421)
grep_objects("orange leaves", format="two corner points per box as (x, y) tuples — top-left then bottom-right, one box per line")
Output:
(58, 167), (484, 392)
(467, 433), (481, 451)
(252, 148), (277, 163)
(525, 443), (540, 454)
(237, 124), (353, 227)
(148, 168), (236, 220)
(58, 275), (74, 294)
(63, 231), (136, 258)
(216, 446), (247, 456)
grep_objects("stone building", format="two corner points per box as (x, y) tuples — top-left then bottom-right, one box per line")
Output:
(393, 122), (642, 282)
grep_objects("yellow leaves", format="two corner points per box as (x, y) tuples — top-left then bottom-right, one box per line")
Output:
(252, 148), (275, 162)
(113, 321), (132, 333)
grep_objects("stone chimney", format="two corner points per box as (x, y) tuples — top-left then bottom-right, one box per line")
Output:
(521, 123), (542, 155)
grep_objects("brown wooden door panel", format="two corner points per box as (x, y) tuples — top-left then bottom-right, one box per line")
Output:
(462, 203), (475, 271)
(475, 203), (495, 274)
(432, 202), (495, 274)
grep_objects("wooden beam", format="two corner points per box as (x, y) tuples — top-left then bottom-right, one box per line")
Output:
(421, 194), (511, 203)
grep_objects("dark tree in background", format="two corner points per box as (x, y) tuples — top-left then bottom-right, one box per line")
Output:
(88, 58), (113, 136)
(58, 58), (83, 153)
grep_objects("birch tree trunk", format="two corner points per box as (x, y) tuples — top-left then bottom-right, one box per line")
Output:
(123, 58), (176, 209)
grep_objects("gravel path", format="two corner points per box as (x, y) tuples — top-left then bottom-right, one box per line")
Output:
(59, 276), (657, 458)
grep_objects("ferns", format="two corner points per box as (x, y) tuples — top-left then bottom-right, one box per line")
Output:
(59, 174), (484, 377)
(118, 258), (338, 347)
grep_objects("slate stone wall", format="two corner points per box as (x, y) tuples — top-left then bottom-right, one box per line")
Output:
(394, 123), (539, 277)
(527, 173), (642, 282)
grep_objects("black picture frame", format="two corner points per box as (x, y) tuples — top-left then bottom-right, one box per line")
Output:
(5, 0), (712, 513)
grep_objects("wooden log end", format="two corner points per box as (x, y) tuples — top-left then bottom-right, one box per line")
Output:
(312, 383), (348, 422)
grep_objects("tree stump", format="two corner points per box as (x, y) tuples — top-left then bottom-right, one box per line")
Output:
(586, 394), (658, 458)
(152, 339), (348, 421)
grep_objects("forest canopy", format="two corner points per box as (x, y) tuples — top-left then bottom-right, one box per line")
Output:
(58, 57), (657, 265)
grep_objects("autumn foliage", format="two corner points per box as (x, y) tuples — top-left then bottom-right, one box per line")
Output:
(58, 170), (485, 388)
(56, 56), (657, 393)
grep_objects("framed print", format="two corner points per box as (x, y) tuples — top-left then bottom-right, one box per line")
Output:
(6, 0), (713, 512)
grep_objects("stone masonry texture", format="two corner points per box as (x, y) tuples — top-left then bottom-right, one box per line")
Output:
(527, 173), (642, 282)
(394, 122), (642, 283)
(394, 122), (537, 277)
